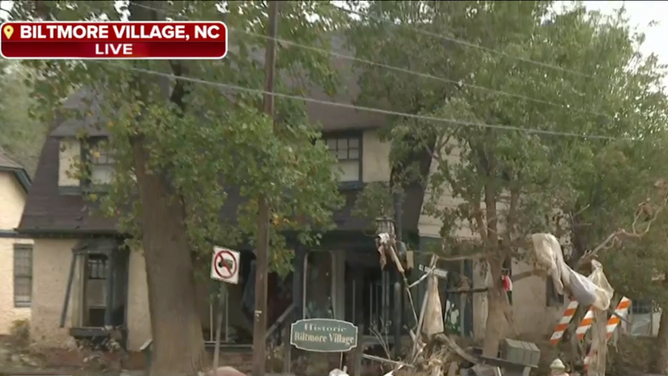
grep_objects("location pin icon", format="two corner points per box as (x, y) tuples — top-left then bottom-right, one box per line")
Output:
(3, 25), (13, 40)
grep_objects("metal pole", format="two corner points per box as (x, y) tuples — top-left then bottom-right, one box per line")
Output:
(393, 190), (404, 359)
(213, 284), (227, 373)
(252, 3), (279, 376)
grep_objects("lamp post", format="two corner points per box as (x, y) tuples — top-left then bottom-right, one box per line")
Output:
(375, 216), (395, 350)
(374, 194), (404, 360)
(393, 190), (404, 359)
(375, 216), (395, 236)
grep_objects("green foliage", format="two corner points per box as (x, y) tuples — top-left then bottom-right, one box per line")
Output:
(0, 62), (47, 175)
(11, 1), (347, 275)
(351, 181), (394, 221)
(346, 1), (668, 272)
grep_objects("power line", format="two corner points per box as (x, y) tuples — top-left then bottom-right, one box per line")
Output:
(130, 2), (612, 120)
(91, 61), (627, 141)
(233, 27), (612, 120)
(329, 3), (596, 79)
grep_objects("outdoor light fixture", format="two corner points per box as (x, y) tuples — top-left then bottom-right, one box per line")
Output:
(375, 216), (395, 236)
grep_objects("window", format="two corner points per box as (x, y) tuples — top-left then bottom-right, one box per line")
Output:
(630, 300), (654, 315)
(326, 136), (361, 183)
(87, 254), (109, 280)
(303, 251), (334, 318)
(84, 254), (109, 326)
(90, 143), (114, 186)
(83, 138), (114, 187)
(13, 244), (33, 307)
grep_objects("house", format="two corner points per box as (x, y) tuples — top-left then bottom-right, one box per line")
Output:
(17, 48), (430, 353)
(0, 148), (32, 335)
(17, 45), (560, 354)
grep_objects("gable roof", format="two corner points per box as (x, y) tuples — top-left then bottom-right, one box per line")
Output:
(51, 36), (387, 138)
(18, 37), (424, 236)
(0, 147), (31, 193)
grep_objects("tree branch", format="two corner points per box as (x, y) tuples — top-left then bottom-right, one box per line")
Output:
(576, 179), (668, 269)
(168, 60), (190, 113)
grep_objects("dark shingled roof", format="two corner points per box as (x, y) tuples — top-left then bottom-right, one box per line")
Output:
(18, 37), (424, 235)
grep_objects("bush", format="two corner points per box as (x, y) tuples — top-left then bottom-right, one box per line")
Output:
(8, 319), (30, 349)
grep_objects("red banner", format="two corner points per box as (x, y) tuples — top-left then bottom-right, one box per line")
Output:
(0, 21), (227, 59)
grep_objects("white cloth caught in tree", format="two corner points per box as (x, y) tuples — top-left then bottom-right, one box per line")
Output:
(530, 233), (613, 311)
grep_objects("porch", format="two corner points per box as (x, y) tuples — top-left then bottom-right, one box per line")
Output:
(54, 234), (474, 353)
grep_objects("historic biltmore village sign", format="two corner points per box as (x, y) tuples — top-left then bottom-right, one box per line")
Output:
(290, 318), (359, 353)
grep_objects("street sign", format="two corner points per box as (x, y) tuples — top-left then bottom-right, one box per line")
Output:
(290, 318), (358, 353)
(418, 264), (448, 279)
(211, 246), (240, 284)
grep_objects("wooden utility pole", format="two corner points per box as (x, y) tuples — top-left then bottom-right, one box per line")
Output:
(252, 2), (280, 376)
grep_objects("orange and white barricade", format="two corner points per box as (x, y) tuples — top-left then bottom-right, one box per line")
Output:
(583, 297), (631, 371)
(550, 299), (580, 345)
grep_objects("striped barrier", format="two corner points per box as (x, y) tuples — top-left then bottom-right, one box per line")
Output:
(583, 297), (631, 371)
(576, 307), (595, 340)
(550, 299), (580, 345)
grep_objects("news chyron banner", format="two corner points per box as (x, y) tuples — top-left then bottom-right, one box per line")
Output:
(0, 21), (227, 59)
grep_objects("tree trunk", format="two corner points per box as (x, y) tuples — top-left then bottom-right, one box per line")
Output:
(482, 259), (506, 357)
(126, 2), (207, 375)
(652, 308), (668, 374)
(131, 137), (207, 376)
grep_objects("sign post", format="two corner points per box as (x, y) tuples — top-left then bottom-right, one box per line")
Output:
(210, 246), (241, 373)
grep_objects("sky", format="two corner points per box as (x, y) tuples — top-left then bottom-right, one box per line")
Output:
(583, 1), (668, 88)
(0, 1), (666, 86)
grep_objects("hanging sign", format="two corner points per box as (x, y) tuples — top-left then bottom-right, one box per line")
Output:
(211, 246), (240, 284)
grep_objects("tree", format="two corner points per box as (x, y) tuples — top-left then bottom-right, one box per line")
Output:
(346, 0), (668, 358)
(11, 2), (346, 375)
(0, 62), (47, 175)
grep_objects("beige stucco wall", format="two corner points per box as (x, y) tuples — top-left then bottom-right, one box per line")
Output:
(58, 133), (392, 188)
(30, 239), (153, 351)
(30, 239), (77, 347)
(0, 171), (32, 335)
(362, 130), (392, 182)
(511, 261), (563, 337)
(58, 138), (80, 187)
(126, 249), (151, 351)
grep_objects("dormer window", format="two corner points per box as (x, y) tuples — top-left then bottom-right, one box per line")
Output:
(90, 144), (114, 186)
(325, 134), (362, 183)
(83, 138), (114, 189)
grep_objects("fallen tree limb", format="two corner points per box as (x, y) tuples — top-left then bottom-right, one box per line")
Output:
(432, 333), (479, 365)
(362, 354), (415, 368)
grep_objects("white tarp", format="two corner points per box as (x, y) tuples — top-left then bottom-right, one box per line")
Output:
(423, 274), (444, 337)
(531, 233), (613, 311)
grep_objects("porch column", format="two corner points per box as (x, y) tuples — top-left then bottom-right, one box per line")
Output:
(104, 249), (115, 327)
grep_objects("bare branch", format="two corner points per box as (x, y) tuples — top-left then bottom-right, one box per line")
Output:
(439, 253), (491, 262)
(576, 179), (668, 269)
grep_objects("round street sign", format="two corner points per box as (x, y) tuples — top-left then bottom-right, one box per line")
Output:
(211, 247), (240, 284)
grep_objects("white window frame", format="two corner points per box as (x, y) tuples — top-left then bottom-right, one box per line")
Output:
(324, 135), (362, 183)
(13, 244), (33, 308)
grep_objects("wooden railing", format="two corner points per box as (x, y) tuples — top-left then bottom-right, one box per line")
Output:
(265, 303), (295, 345)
